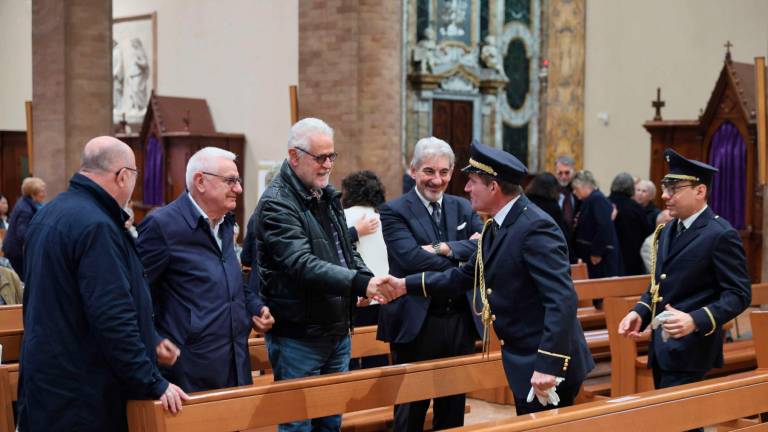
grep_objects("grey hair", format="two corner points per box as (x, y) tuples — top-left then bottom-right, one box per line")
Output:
(288, 118), (334, 152)
(555, 155), (575, 167)
(264, 164), (282, 186)
(610, 172), (636, 197)
(639, 179), (657, 199)
(571, 170), (597, 189)
(410, 137), (455, 169)
(185, 147), (237, 190)
(80, 138), (132, 173)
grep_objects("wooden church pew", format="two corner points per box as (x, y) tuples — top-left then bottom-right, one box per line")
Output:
(570, 261), (588, 281)
(452, 309), (768, 432)
(126, 352), (506, 432)
(574, 274), (650, 331)
(453, 370), (768, 432)
(0, 305), (23, 364)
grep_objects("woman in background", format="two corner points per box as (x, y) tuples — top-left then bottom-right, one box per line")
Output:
(525, 172), (568, 238)
(610, 172), (651, 275)
(3, 177), (47, 280)
(571, 171), (620, 307)
(341, 170), (388, 369)
(0, 194), (9, 230)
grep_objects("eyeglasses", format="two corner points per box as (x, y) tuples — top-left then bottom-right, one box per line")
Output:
(115, 167), (139, 178)
(294, 146), (339, 164)
(661, 183), (695, 196)
(202, 171), (243, 187)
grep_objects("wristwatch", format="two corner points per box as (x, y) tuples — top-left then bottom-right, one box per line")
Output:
(432, 241), (442, 255)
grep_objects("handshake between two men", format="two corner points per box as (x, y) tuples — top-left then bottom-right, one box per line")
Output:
(365, 275), (407, 304)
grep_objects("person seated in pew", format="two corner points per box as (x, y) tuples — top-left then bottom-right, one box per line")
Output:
(388, 140), (595, 415)
(619, 149), (751, 400)
(254, 118), (400, 432)
(18, 137), (187, 432)
(377, 137), (483, 431)
(640, 209), (673, 273)
(0, 265), (22, 305)
(137, 147), (274, 393)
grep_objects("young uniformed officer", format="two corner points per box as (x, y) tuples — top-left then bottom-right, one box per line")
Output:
(619, 149), (751, 390)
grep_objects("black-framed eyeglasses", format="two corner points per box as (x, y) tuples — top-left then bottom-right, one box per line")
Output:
(661, 183), (696, 196)
(202, 171), (243, 187)
(294, 146), (339, 164)
(115, 167), (139, 178)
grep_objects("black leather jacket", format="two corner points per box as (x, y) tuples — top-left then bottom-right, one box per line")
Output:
(255, 161), (373, 338)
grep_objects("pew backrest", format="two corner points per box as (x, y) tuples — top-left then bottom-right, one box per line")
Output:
(127, 352), (505, 432)
(455, 370), (768, 431)
(573, 275), (650, 302)
(751, 311), (768, 369)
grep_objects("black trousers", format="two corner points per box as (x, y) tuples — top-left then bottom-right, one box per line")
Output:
(512, 378), (582, 415)
(652, 362), (707, 432)
(390, 311), (476, 432)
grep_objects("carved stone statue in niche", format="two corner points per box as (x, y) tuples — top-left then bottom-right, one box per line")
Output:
(113, 39), (124, 113)
(127, 37), (150, 113)
(439, 0), (469, 38)
(413, 27), (438, 74)
(480, 35), (505, 76)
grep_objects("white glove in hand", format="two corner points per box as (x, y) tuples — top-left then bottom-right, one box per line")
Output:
(526, 377), (565, 407)
(651, 310), (675, 342)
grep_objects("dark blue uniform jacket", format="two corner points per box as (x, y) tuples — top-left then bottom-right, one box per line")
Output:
(633, 207), (751, 372)
(404, 196), (594, 397)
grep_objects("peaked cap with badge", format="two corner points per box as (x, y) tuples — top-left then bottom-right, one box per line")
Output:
(662, 149), (718, 186)
(462, 139), (528, 184)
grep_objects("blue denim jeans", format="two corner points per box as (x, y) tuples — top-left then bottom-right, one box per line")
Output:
(266, 334), (351, 432)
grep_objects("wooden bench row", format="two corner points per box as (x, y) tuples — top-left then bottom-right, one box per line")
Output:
(123, 310), (768, 431)
(454, 310), (768, 432)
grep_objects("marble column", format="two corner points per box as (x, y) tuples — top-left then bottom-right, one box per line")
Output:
(542, 0), (586, 171)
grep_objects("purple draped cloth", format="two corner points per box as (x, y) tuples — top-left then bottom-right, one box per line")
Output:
(708, 121), (745, 229)
(143, 135), (164, 206)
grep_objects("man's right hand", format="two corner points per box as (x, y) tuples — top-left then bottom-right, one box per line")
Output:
(156, 338), (181, 367)
(365, 276), (405, 304)
(251, 306), (275, 334)
(618, 310), (644, 340)
(159, 382), (190, 414)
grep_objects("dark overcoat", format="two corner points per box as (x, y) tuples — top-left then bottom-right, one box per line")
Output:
(137, 193), (261, 392)
(609, 193), (651, 276)
(18, 174), (167, 432)
(2, 195), (39, 278)
(574, 189), (621, 278)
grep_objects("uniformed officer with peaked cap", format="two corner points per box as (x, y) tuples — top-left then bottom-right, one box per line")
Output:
(390, 139), (594, 414)
(619, 148), (751, 392)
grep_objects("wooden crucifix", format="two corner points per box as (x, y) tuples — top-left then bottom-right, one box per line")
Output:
(652, 87), (665, 121)
(725, 40), (733, 62)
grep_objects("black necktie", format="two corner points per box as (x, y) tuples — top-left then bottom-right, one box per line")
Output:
(484, 220), (499, 250)
(430, 202), (441, 226)
(676, 220), (686, 238)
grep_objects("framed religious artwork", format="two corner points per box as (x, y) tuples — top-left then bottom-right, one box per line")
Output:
(112, 12), (157, 126)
